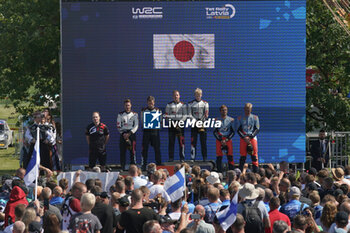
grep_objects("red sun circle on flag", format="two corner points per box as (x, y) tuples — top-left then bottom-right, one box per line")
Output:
(173, 40), (195, 62)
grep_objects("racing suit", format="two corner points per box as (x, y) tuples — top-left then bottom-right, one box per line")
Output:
(117, 111), (139, 170)
(237, 114), (260, 172)
(164, 101), (187, 162)
(213, 116), (235, 172)
(188, 99), (209, 161)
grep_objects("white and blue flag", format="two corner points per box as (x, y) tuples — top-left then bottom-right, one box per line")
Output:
(216, 192), (238, 231)
(24, 127), (40, 186)
(164, 167), (185, 202)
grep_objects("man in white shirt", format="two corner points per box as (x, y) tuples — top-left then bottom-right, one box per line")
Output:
(149, 170), (170, 202)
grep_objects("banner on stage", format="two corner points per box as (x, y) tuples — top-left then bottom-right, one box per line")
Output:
(57, 171), (119, 192)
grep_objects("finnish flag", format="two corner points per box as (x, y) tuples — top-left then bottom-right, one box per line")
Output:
(164, 167), (186, 202)
(216, 192), (238, 231)
(24, 128), (40, 186)
(153, 34), (215, 69)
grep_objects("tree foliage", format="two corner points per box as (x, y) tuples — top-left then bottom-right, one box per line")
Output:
(0, 0), (60, 116)
(306, 1), (350, 132)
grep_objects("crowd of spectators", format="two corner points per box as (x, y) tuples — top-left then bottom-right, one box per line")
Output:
(1, 161), (350, 233)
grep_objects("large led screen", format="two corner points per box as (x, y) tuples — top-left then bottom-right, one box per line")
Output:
(62, 1), (306, 166)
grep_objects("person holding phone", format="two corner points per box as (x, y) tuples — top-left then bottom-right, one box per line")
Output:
(187, 205), (215, 233)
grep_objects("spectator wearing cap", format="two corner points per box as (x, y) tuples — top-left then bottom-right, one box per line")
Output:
(315, 201), (337, 232)
(149, 170), (171, 202)
(91, 186), (117, 233)
(118, 189), (159, 233)
(129, 164), (147, 189)
(4, 186), (28, 227)
(267, 197), (291, 233)
(334, 211), (349, 233)
(28, 221), (42, 233)
(187, 204), (215, 233)
(115, 195), (130, 233)
(237, 183), (270, 230)
(159, 215), (177, 233)
(280, 186), (309, 222)
(332, 167), (350, 187)
(329, 201), (350, 233)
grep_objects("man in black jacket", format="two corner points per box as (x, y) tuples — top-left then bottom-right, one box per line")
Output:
(91, 186), (117, 233)
(310, 130), (329, 170)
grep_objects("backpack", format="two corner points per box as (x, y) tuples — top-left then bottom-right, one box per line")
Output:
(242, 201), (264, 233)
(204, 204), (220, 223)
(61, 195), (77, 230)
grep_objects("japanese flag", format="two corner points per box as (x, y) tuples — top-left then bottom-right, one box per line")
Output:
(153, 34), (215, 69)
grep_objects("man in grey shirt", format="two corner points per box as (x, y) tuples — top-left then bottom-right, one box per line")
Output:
(187, 205), (215, 233)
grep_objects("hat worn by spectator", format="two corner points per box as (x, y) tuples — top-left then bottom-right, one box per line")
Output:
(239, 183), (259, 200)
(289, 186), (301, 197)
(308, 168), (317, 176)
(118, 196), (130, 207)
(160, 215), (177, 225)
(29, 221), (43, 233)
(332, 168), (345, 181)
(97, 191), (110, 199)
(206, 172), (220, 185)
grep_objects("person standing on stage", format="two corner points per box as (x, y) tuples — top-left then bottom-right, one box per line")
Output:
(25, 111), (52, 170)
(310, 129), (329, 170)
(213, 105), (235, 172)
(85, 112), (110, 171)
(164, 90), (187, 163)
(188, 88), (209, 162)
(141, 96), (162, 169)
(237, 103), (260, 173)
(117, 99), (139, 171)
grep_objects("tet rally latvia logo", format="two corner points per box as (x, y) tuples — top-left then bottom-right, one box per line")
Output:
(143, 110), (162, 129)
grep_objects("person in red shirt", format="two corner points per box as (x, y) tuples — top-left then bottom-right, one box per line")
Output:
(266, 197), (291, 233)
(4, 186), (28, 227)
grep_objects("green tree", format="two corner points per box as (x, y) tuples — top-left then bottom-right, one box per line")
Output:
(307, 1), (350, 132)
(0, 0), (60, 117)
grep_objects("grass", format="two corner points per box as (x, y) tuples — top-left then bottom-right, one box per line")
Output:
(0, 147), (19, 176)
(0, 101), (20, 176)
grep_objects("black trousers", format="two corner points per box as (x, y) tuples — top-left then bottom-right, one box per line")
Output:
(120, 133), (136, 169)
(190, 127), (207, 161)
(142, 130), (161, 166)
(89, 148), (106, 168)
(168, 127), (185, 161)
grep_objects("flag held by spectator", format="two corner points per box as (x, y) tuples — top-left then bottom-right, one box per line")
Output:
(24, 127), (40, 186)
(216, 192), (238, 231)
(164, 167), (186, 202)
(153, 34), (215, 69)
